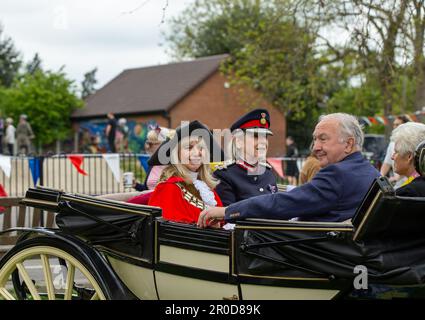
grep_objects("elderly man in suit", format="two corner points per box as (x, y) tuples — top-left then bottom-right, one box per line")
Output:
(198, 113), (380, 226)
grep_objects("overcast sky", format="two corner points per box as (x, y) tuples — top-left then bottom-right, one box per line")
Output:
(1, 0), (193, 89)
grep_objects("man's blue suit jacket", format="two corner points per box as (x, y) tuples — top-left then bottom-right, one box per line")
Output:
(225, 152), (380, 222)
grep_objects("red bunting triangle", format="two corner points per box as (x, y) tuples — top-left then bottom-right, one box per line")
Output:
(0, 183), (7, 212)
(267, 158), (285, 179)
(368, 116), (378, 125)
(67, 155), (88, 176)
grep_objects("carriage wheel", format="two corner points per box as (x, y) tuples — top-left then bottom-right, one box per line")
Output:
(0, 237), (107, 300)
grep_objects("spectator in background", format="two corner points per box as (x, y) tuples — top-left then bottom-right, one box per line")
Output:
(284, 136), (299, 185)
(300, 152), (321, 184)
(16, 114), (35, 156)
(105, 112), (117, 153)
(5, 118), (15, 156)
(88, 135), (101, 154)
(145, 126), (171, 155)
(80, 128), (92, 153)
(380, 115), (411, 188)
(116, 118), (130, 153)
(132, 126), (175, 192)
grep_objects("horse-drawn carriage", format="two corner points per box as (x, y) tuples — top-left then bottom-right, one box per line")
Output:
(0, 176), (425, 300)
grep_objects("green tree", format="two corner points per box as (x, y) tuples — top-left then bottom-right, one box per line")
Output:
(1, 69), (83, 147)
(0, 24), (22, 87)
(301, 0), (423, 135)
(164, 0), (266, 59)
(81, 67), (98, 99)
(25, 53), (42, 75)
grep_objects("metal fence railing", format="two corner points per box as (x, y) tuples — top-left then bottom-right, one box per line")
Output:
(0, 154), (147, 197)
(0, 152), (381, 198)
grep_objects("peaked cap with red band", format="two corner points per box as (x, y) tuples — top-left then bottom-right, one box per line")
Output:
(230, 108), (273, 135)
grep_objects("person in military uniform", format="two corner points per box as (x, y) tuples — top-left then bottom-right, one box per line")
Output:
(213, 108), (277, 206)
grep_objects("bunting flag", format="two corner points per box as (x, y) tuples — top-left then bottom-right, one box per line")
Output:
(102, 154), (121, 183)
(357, 110), (425, 127)
(0, 155), (11, 178)
(267, 158), (285, 179)
(67, 155), (88, 176)
(138, 154), (150, 173)
(360, 117), (372, 126)
(0, 184), (7, 212)
(375, 116), (388, 125)
(368, 116), (378, 125)
(28, 157), (40, 185)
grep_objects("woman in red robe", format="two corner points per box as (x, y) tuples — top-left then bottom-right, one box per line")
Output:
(147, 121), (223, 225)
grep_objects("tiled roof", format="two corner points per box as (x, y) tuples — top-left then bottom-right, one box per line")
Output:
(72, 54), (229, 119)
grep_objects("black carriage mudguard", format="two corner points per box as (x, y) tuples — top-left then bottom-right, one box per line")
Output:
(1, 227), (137, 300)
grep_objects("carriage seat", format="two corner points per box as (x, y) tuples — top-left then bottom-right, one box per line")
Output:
(352, 176), (425, 241)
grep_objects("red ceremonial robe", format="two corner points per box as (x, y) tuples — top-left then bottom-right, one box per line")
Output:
(148, 176), (223, 224)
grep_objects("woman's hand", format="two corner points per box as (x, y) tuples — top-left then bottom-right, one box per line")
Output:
(197, 207), (226, 228)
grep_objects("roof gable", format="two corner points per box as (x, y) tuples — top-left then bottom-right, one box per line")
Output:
(72, 54), (229, 119)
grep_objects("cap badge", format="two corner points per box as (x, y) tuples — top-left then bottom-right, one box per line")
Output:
(260, 113), (267, 125)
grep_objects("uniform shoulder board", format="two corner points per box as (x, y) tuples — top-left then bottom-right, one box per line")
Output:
(224, 159), (236, 167)
(214, 163), (226, 170)
(260, 162), (272, 169)
(212, 160), (233, 171)
(223, 159), (235, 168)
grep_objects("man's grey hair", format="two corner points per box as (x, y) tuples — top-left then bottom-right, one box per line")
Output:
(391, 122), (425, 156)
(318, 113), (364, 149)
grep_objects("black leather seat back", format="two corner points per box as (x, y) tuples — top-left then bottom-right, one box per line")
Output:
(352, 176), (425, 241)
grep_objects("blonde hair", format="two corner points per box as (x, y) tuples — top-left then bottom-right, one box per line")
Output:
(160, 136), (219, 190)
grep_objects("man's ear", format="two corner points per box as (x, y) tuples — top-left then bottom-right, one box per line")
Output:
(345, 137), (355, 153)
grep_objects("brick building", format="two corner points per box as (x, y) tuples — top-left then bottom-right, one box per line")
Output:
(71, 54), (286, 156)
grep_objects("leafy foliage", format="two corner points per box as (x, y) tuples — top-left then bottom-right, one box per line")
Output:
(0, 69), (83, 146)
(0, 25), (21, 87)
(25, 53), (42, 75)
(81, 67), (98, 99)
(164, 0), (266, 59)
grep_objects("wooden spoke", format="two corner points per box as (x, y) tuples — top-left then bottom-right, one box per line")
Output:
(41, 254), (55, 300)
(90, 292), (99, 300)
(64, 262), (75, 300)
(0, 288), (16, 300)
(16, 263), (41, 300)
